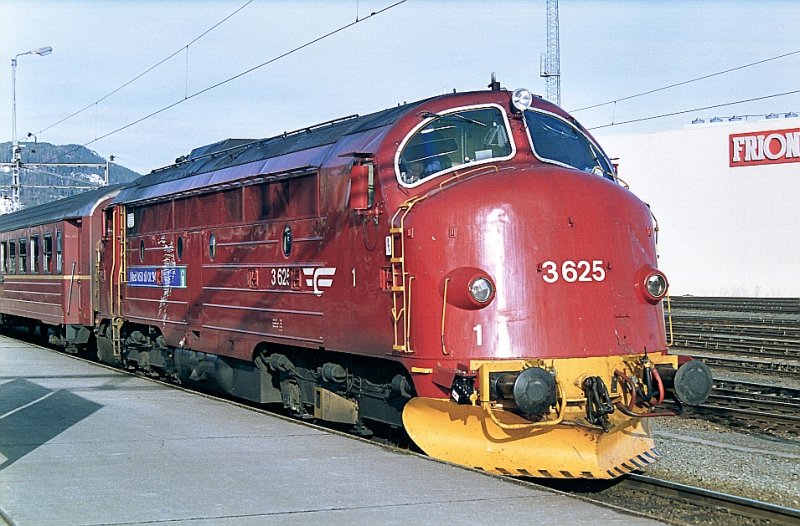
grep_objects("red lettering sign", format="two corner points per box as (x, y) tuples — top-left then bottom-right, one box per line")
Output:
(729, 127), (800, 167)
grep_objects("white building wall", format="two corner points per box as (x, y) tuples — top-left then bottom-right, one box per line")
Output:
(598, 118), (800, 298)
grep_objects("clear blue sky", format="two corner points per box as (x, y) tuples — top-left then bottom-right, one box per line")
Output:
(2, 0), (798, 173)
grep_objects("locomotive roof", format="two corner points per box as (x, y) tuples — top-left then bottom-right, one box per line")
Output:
(115, 99), (432, 205)
(0, 185), (123, 233)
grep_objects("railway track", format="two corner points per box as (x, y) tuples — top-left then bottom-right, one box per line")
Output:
(667, 296), (800, 376)
(674, 351), (800, 377)
(711, 377), (800, 402)
(668, 297), (800, 314)
(618, 474), (800, 525)
(683, 378), (800, 434)
(533, 473), (800, 526)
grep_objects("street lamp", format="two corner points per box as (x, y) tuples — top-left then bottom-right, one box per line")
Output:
(11, 45), (52, 211)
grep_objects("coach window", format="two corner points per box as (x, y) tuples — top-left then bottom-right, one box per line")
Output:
(19, 238), (27, 273)
(56, 232), (63, 274)
(397, 105), (514, 186)
(31, 236), (40, 274)
(0, 241), (6, 274)
(44, 234), (53, 273)
(523, 109), (615, 180)
(9, 241), (16, 274)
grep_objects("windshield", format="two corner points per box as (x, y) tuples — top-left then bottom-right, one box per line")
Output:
(524, 110), (615, 180)
(397, 105), (514, 185)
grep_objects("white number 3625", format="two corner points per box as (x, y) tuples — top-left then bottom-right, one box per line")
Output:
(541, 260), (606, 284)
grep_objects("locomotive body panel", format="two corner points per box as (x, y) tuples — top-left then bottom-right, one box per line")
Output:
(113, 120), (404, 363)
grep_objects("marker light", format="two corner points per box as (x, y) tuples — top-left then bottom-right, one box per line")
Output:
(511, 88), (533, 112)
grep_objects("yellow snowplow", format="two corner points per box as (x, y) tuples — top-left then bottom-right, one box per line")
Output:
(403, 355), (711, 478)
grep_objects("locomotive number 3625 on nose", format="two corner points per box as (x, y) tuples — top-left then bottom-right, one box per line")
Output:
(541, 260), (606, 283)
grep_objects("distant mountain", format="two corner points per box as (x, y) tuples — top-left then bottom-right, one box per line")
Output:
(0, 141), (142, 210)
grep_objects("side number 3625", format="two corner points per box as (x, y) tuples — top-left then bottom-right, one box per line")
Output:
(541, 260), (606, 283)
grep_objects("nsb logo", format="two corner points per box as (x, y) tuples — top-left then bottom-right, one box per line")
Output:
(302, 267), (336, 296)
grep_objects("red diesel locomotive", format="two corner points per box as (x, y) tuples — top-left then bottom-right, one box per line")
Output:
(0, 83), (712, 478)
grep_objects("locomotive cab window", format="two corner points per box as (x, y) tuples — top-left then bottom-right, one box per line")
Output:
(397, 105), (514, 186)
(524, 110), (615, 180)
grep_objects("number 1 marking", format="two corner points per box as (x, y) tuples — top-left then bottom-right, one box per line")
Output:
(473, 324), (483, 346)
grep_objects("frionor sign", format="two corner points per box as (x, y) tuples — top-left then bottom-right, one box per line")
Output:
(729, 127), (800, 167)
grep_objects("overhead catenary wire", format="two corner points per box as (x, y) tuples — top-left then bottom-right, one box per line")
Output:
(40, 0), (407, 166)
(21, 165), (101, 187)
(572, 49), (800, 114)
(588, 88), (800, 130)
(35, 0), (254, 136)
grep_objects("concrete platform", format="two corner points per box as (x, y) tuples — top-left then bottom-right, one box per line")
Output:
(0, 335), (662, 525)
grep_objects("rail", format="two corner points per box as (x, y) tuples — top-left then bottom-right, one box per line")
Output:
(685, 378), (800, 433)
(622, 474), (800, 525)
(667, 296), (800, 372)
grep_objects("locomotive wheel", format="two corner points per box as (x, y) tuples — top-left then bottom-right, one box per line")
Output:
(402, 397), (660, 479)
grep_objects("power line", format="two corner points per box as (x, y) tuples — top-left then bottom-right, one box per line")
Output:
(588, 88), (800, 130)
(572, 49), (800, 113)
(35, 0), (254, 136)
(41, 0), (407, 166)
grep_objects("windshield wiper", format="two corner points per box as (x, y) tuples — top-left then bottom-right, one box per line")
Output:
(419, 110), (486, 127)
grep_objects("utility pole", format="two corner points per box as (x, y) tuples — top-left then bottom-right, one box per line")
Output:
(10, 46), (52, 212)
(540, 0), (561, 106)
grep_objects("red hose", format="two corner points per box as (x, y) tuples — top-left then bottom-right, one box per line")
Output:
(651, 366), (665, 405)
(613, 368), (674, 418)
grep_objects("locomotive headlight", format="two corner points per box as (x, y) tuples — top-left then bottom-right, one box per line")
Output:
(469, 277), (494, 304)
(511, 88), (534, 111)
(641, 270), (668, 303)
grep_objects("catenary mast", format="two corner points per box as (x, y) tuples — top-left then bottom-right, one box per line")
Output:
(541, 0), (561, 106)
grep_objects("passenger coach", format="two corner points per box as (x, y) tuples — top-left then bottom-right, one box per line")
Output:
(0, 186), (121, 354)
